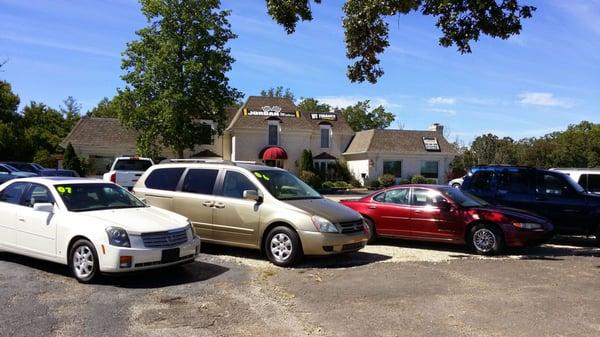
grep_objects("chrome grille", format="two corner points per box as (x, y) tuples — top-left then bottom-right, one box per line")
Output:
(339, 220), (365, 234)
(141, 228), (187, 248)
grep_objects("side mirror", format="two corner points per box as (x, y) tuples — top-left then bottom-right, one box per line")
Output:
(243, 189), (261, 202)
(439, 199), (452, 211)
(33, 202), (54, 213)
(139, 197), (147, 203)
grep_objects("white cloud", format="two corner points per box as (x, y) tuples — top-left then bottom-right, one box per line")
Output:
(315, 96), (401, 109)
(428, 108), (457, 116)
(517, 92), (575, 108)
(0, 34), (120, 59)
(427, 96), (456, 105)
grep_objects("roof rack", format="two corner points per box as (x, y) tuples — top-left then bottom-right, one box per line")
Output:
(159, 158), (262, 166)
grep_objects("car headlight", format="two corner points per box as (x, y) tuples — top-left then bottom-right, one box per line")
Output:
(186, 221), (196, 239)
(311, 216), (339, 233)
(513, 222), (543, 230)
(105, 226), (130, 247)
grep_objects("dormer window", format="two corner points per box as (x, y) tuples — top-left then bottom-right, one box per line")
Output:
(320, 124), (331, 148)
(268, 120), (280, 145)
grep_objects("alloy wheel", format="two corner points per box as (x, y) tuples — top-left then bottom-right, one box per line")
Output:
(473, 228), (496, 253)
(270, 233), (293, 261)
(73, 245), (95, 279)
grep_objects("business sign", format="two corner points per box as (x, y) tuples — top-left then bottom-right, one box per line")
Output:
(243, 106), (299, 118)
(310, 113), (337, 121)
(423, 137), (440, 151)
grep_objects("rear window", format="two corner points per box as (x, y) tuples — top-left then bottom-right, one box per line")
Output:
(579, 174), (600, 193)
(113, 159), (153, 171)
(145, 168), (185, 191)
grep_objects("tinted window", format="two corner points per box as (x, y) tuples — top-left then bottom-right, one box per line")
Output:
(374, 188), (410, 205)
(145, 168), (185, 191)
(56, 183), (145, 212)
(497, 170), (532, 194)
(470, 171), (494, 192)
(0, 182), (29, 204)
(579, 174), (600, 193)
(23, 184), (54, 207)
(113, 159), (153, 171)
(7, 163), (37, 173)
(268, 124), (278, 145)
(383, 161), (402, 178)
(537, 173), (571, 196)
(222, 171), (257, 199)
(412, 188), (444, 207)
(320, 127), (330, 148)
(182, 169), (218, 195)
(420, 161), (439, 179)
(0, 166), (10, 174)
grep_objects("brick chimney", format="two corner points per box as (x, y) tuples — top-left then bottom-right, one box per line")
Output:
(429, 123), (444, 134)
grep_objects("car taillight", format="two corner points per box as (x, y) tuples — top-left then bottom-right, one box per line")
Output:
(110, 172), (116, 183)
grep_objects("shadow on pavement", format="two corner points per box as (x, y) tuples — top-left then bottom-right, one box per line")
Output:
(201, 242), (391, 268)
(102, 261), (229, 288)
(0, 251), (71, 277)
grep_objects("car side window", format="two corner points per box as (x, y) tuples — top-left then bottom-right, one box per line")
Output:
(145, 168), (185, 191)
(0, 166), (9, 173)
(181, 169), (218, 195)
(221, 171), (257, 199)
(22, 184), (54, 207)
(377, 188), (410, 205)
(497, 170), (532, 194)
(470, 171), (494, 192)
(412, 188), (443, 207)
(537, 173), (571, 196)
(0, 182), (29, 205)
(579, 174), (600, 193)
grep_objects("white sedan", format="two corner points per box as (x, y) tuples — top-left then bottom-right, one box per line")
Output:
(0, 177), (201, 283)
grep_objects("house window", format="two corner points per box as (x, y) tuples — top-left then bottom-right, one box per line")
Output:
(268, 121), (279, 145)
(383, 161), (402, 178)
(320, 125), (331, 148)
(420, 161), (439, 179)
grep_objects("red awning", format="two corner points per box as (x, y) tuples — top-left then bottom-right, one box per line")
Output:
(259, 146), (288, 160)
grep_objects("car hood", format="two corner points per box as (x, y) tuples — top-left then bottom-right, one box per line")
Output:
(474, 205), (550, 223)
(81, 206), (188, 234)
(285, 198), (362, 223)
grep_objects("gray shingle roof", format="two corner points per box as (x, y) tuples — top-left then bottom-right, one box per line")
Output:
(344, 129), (457, 155)
(60, 117), (136, 148)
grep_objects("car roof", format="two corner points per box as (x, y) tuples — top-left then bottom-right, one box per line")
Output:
(7, 177), (105, 185)
(153, 162), (283, 172)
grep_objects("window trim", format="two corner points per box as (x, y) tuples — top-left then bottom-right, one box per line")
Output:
(0, 182), (30, 206)
(320, 124), (332, 149)
(267, 120), (280, 146)
(420, 160), (439, 180)
(383, 160), (402, 178)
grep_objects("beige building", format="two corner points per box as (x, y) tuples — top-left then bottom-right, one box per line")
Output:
(62, 96), (456, 182)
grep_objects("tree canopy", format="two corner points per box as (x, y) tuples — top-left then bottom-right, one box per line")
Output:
(260, 86), (295, 101)
(60, 96), (82, 130)
(341, 100), (395, 132)
(119, 0), (241, 158)
(86, 97), (120, 118)
(265, 0), (535, 83)
(297, 97), (331, 113)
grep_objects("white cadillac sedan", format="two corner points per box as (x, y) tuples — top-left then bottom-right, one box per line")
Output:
(0, 177), (201, 283)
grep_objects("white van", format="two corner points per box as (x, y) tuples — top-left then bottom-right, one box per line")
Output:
(550, 168), (600, 194)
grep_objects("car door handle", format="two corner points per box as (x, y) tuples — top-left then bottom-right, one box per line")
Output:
(414, 210), (424, 213)
(18, 217), (25, 222)
(202, 201), (214, 207)
(368, 205), (377, 209)
(214, 202), (225, 209)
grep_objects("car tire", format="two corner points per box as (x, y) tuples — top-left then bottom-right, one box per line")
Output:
(364, 217), (377, 244)
(468, 224), (504, 255)
(265, 226), (302, 267)
(69, 239), (100, 283)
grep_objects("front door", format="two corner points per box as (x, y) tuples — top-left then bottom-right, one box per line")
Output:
(0, 182), (29, 248)
(16, 184), (57, 257)
(370, 187), (412, 237)
(172, 168), (219, 240)
(410, 188), (459, 241)
(212, 170), (261, 247)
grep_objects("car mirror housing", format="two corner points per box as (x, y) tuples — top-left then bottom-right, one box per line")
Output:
(243, 189), (261, 202)
(33, 202), (54, 213)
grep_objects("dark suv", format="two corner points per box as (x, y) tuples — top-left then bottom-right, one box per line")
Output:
(462, 165), (600, 241)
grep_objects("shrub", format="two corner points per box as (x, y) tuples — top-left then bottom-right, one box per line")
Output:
(425, 178), (438, 184)
(410, 175), (427, 184)
(63, 142), (84, 175)
(322, 181), (336, 189)
(333, 181), (350, 189)
(378, 174), (396, 187)
(33, 149), (56, 168)
(335, 160), (353, 182)
(398, 178), (410, 185)
(298, 149), (314, 173)
(299, 170), (321, 188)
(350, 178), (362, 188)
(369, 180), (381, 189)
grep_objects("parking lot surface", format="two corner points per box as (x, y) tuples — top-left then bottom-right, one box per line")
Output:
(1, 237), (600, 337)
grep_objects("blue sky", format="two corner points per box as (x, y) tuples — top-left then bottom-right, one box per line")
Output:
(1, 0), (599, 144)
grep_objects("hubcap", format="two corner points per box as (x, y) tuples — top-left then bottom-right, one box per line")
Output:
(270, 233), (292, 261)
(473, 228), (496, 253)
(73, 245), (94, 278)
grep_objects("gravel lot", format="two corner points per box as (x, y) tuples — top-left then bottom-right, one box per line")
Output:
(1, 236), (599, 337)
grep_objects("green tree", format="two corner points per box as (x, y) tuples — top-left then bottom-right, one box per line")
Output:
(341, 100), (395, 132)
(21, 102), (68, 160)
(298, 149), (314, 173)
(60, 96), (82, 130)
(265, 0), (535, 83)
(63, 142), (83, 175)
(297, 97), (331, 113)
(119, 0), (241, 158)
(0, 80), (22, 159)
(86, 97), (120, 118)
(470, 133), (499, 165)
(260, 86), (295, 101)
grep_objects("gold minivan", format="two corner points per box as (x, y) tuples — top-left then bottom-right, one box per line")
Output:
(133, 160), (369, 266)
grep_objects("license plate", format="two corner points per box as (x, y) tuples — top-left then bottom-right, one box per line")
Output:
(161, 248), (180, 263)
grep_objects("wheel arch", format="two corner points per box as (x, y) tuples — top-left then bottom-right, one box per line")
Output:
(260, 221), (300, 253)
(66, 235), (93, 263)
(465, 220), (505, 244)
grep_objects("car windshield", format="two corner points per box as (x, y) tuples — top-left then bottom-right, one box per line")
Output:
(113, 159), (153, 171)
(442, 188), (489, 207)
(252, 170), (322, 200)
(55, 183), (146, 212)
(563, 174), (585, 193)
(7, 163), (37, 173)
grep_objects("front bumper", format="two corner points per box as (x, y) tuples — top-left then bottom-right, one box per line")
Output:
(501, 224), (555, 247)
(298, 230), (369, 255)
(99, 236), (201, 273)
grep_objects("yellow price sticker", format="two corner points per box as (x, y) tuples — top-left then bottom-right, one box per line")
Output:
(57, 186), (72, 194)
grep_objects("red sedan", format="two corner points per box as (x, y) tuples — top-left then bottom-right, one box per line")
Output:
(340, 185), (554, 255)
